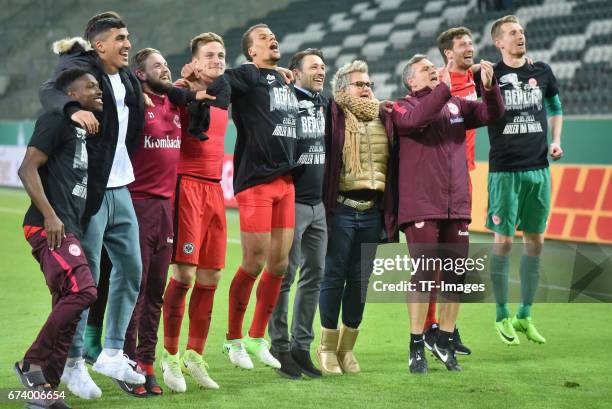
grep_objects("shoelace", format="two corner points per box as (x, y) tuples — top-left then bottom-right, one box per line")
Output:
(194, 360), (211, 376)
(122, 353), (138, 369)
(232, 342), (250, 358)
(166, 357), (182, 376)
(187, 355), (210, 372)
(119, 353), (141, 379)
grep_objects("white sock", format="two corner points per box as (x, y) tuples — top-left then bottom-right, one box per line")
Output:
(104, 348), (120, 357)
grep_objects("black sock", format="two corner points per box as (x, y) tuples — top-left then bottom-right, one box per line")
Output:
(438, 330), (453, 349)
(410, 333), (424, 352)
(20, 360), (30, 372)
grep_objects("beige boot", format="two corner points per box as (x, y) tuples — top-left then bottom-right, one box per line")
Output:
(316, 327), (343, 375)
(337, 325), (360, 374)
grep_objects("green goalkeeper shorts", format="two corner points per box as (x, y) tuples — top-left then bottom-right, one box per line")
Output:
(486, 167), (551, 236)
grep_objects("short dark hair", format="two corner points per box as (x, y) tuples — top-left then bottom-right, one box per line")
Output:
(437, 26), (472, 63)
(288, 48), (325, 71)
(130, 48), (161, 73)
(55, 68), (91, 92)
(84, 11), (125, 44)
(241, 23), (268, 61)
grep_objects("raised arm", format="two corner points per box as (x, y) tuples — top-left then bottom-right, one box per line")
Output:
(223, 64), (259, 98)
(391, 83), (450, 133)
(462, 61), (505, 129)
(39, 54), (99, 134)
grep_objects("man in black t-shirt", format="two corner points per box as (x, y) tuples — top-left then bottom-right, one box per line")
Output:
(483, 15), (564, 347)
(40, 13), (147, 395)
(14, 69), (101, 409)
(268, 48), (327, 379)
(221, 23), (300, 371)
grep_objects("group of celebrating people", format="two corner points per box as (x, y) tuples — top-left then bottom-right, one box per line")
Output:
(13, 9), (563, 409)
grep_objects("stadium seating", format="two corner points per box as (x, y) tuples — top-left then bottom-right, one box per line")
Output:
(212, 0), (612, 114)
(1, 0), (611, 117)
(0, 0), (296, 119)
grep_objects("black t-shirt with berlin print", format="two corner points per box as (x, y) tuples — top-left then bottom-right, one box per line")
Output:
(476, 60), (560, 172)
(292, 86), (327, 205)
(225, 64), (299, 194)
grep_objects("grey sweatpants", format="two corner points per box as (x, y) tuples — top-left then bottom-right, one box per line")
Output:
(268, 202), (327, 352)
(68, 186), (142, 357)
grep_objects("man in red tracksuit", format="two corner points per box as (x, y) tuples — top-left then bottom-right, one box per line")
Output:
(118, 47), (212, 397)
(392, 54), (504, 374)
(114, 48), (182, 397)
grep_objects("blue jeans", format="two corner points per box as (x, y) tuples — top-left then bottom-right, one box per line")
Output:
(319, 203), (381, 329)
(68, 187), (142, 356)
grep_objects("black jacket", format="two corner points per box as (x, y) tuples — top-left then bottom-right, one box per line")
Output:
(39, 37), (144, 224)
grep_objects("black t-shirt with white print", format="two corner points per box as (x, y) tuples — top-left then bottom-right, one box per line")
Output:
(477, 60), (560, 172)
(23, 112), (89, 237)
(293, 86), (327, 205)
(224, 64), (299, 194)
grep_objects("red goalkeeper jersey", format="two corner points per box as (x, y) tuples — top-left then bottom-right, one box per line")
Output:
(450, 69), (478, 171)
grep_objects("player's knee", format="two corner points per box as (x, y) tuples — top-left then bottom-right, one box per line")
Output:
(174, 264), (196, 284)
(132, 258), (144, 276)
(244, 249), (266, 272)
(120, 255), (143, 284)
(523, 235), (544, 256)
(266, 258), (288, 276)
(210, 270), (222, 284)
(198, 269), (222, 285)
(242, 259), (265, 275)
(494, 235), (513, 255)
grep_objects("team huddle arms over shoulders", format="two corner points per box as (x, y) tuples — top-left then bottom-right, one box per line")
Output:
(13, 10), (563, 408)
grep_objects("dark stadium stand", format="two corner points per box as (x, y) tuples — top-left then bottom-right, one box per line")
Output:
(1, 0), (611, 117)
(166, 0), (612, 115)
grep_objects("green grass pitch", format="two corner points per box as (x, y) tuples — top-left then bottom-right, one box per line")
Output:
(0, 187), (611, 408)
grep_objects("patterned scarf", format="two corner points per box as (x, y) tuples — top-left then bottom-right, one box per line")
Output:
(334, 92), (380, 176)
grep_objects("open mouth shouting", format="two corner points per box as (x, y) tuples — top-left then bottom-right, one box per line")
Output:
(269, 41), (280, 55)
